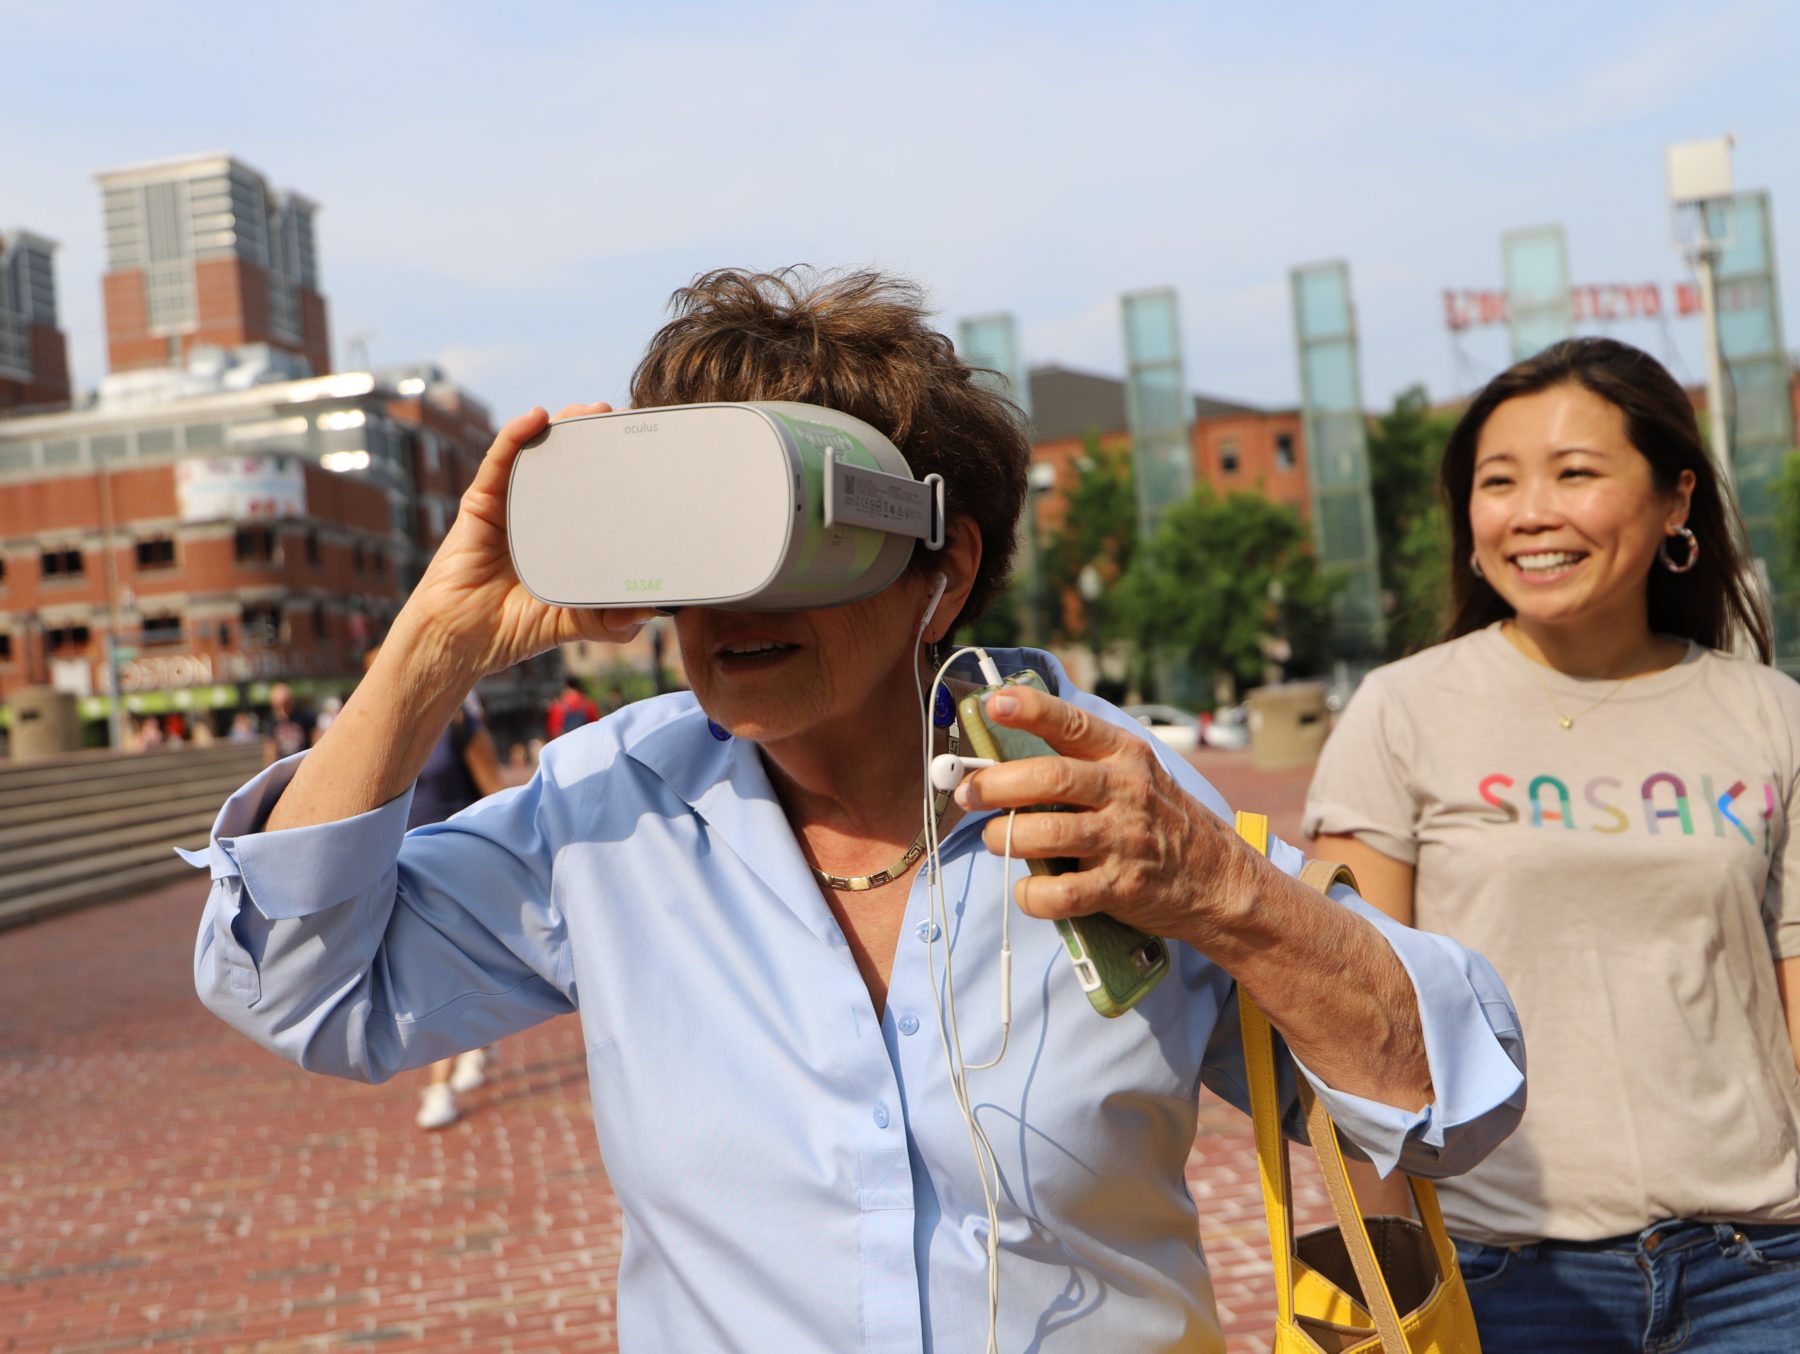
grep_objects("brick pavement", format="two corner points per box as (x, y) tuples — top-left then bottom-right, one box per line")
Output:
(1, 748), (1332, 1353)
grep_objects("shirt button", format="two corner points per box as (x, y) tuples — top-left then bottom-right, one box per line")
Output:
(898, 1013), (920, 1036)
(873, 1101), (891, 1129)
(915, 920), (941, 943)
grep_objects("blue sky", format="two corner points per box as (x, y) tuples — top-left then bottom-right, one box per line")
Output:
(5, 0), (1797, 421)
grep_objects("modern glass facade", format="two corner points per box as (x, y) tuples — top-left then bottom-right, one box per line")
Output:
(1292, 261), (1384, 657)
(1713, 191), (1796, 654)
(1120, 288), (1192, 540)
(958, 313), (1042, 639)
(99, 156), (319, 349)
(0, 232), (58, 381)
(1503, 224), (1573, 362)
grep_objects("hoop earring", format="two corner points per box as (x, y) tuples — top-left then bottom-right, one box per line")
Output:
(1659, 525), (1699, 574)
(1469, 550), (1484, 580)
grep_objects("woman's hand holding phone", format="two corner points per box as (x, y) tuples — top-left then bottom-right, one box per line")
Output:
(949, 680), (1261, 957)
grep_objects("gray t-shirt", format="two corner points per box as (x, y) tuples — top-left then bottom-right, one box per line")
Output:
(1305, 622), (1800, 1245)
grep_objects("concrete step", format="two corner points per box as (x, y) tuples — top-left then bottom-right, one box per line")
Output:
(0, 852), (199, 932)
(2, 808), (221, 877)
(0, 748), (262, 808)
(0, 778), (249, 834)
(0, 745), (259, 931)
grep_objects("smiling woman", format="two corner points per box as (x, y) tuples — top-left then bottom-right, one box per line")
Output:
(1307, 337), (1800, 1352)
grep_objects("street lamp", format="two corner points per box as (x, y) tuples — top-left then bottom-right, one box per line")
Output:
(1077, 562), (1104, 687)
(1666, 134), (1735, 484)
(1023, 461), (1056, 646)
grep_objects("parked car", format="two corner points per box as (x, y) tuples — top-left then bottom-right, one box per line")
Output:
(1201, 703), (1250, 750)
(1124, 704), (1202, 752)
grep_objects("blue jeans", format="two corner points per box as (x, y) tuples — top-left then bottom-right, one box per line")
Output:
(1454, 1220), (1800, 1353)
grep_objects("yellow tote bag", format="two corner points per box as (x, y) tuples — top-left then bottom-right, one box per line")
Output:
(1234, 811), (1481, 1354)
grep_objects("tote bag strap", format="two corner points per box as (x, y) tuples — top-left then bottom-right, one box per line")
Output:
(1233, 815), (1410, 1353)
(1231, 812), (1297, 1330)
(1299, 859), (1466, 1310)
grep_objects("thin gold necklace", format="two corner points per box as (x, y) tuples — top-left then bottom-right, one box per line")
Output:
(811, 724), (960, 892)
(1507, 625), (1661, 730)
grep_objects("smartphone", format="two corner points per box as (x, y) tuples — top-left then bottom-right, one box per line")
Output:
(956, 670), (1170, 1018)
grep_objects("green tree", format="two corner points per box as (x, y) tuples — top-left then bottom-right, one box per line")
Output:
(1773, 451), (1800, 597)
(1367, 385), (1459, 654)
(1038, 434), (1138, 648)
(953, 580), (1022, 650)
(1116, 485), (1342, 694)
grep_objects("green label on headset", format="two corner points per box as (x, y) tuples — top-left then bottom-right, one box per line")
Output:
(771, 412), (887, 591)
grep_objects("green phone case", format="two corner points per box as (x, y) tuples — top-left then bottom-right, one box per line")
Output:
(956, 672), (1169, 1018)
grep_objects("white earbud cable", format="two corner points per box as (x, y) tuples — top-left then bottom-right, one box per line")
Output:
(913, 637), (1015, 1352)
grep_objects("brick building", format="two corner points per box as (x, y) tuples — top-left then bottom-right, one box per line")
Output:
(0, 230), (71, 412)
(1024, 363), (1308, 539)
(0, 361), (558, 744)
(96, 154), (329, 379)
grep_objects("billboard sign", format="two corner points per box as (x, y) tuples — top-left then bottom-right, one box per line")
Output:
(176, 455), (307, 522)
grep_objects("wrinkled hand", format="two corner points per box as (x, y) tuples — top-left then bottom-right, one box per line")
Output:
(950, 682), (1259, 948)
(399, 403), (653, 678)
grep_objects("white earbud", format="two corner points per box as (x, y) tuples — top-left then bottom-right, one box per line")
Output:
(930, 753), (999, 793)
(918, 573), (949, 637)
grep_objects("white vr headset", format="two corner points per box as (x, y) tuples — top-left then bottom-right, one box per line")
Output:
(508, 402), (944, 610)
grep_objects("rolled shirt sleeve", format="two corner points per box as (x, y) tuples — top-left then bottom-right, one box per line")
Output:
(1195, 828), (1525, 1182)
(187, 750), (576, 1083)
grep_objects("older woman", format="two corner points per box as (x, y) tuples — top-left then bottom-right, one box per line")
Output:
(190, 268), (1523, 1353)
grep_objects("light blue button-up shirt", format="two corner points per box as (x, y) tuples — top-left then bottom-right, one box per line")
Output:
(189, 649), (1524, 1354)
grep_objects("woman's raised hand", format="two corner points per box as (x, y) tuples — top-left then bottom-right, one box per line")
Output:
(396, 403), (655, 680)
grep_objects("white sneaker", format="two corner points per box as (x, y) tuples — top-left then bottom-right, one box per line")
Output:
(449, 1047), (490, 1094)
(416, 1082), (459, 1130)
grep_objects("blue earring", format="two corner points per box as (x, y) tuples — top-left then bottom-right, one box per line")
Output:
(932, 683), (955, 728)
(707, 720), (731, 741)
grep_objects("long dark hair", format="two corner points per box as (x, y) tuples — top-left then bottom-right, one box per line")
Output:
(1440, 337), (1772, 662)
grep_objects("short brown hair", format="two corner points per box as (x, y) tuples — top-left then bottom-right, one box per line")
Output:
(630, 267), (1030, 632)
(1440, 337), (1772, 662)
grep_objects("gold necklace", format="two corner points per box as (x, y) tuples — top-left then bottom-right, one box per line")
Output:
(811, 726), (960, 892)
(1508, 626), (1661, 730)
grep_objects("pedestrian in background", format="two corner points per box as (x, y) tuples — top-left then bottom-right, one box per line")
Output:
(262, 684), (314, 765)
(1306, 337), (1800, 1350)
(546, 676), (599, 739)
(355, 645), (513, 1130)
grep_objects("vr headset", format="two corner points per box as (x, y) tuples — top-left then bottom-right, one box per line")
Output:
(507, 402), (944, 610)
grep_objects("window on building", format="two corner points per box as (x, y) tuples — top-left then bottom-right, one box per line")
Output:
(234, 527), (278, 564)
(0, 633), (12, 663)
(304, 529), (321, 567)
(138, 428), (177, 456)
(92, 434), (129, 464)
(43, 439), (79, 467)
(47, 625), (91, 653)
(241, 605), (283, 647)
(352, 541), (365, 573)
(142, 614), (184, 647)
(216, 621), (232, 646)
(0, 557), (7, 585)
(373, 548), (387, 579)
(41, 547), (84, 578)
(1276, 433), (1295, 472)
(136, 537), (177, 569)
(313, 602), (328, 638)
(1219, 440), (1241, 475)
